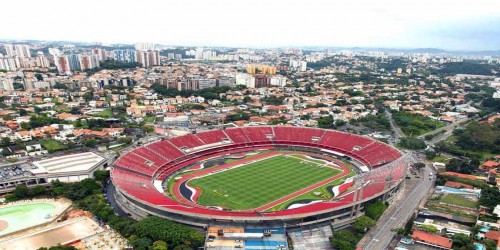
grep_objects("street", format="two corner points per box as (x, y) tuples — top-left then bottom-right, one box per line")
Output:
(359, 155), (434, 249)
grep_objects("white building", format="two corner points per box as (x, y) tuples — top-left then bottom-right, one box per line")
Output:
(135, 42), (155, 51)
(14, 44), (31, 58)
(0, 56), (18, 71)
(269, 75), (287, 87)
(0, 78), (15, 93)
(299, 61), (307, 72)
(4, 44), (15, 57)
(235, 73), (255, 88)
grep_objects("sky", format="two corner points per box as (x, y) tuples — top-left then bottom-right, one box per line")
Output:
(2, 0), (500, 50)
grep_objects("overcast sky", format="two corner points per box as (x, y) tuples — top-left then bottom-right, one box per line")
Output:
(2, 0), (499, 50)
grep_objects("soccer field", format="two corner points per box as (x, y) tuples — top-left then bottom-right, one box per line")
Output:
(188, 154), (341, 210)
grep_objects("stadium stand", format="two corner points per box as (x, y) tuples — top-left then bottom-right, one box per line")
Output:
(112, 126), (407, 226)
(196, 130), (228, 144)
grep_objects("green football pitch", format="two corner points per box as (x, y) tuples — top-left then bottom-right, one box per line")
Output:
(188, 154), (341, 210)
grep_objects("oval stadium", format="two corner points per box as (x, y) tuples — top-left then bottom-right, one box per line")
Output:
(111, 126), (408, 227)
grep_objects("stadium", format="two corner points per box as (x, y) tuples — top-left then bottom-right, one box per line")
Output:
(111, 126), (408, 227)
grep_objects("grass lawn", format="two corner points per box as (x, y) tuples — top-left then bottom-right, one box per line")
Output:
(430, 155), (450, 163)
(144, 116), (155, 123)
(441, 194), (478, 209)
(41, 139), (65, 152)
(189, 155), (341, 210)
(95, 109), (113, 118)
(54, 105), (72, 113)
(266, 172), (355, 212)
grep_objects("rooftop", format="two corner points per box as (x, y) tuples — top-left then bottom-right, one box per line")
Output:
(412, 230), (453, 249)
(33, 152), (105, 173)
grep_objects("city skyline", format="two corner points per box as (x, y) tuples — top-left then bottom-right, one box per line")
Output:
(2, 0), (500, 51)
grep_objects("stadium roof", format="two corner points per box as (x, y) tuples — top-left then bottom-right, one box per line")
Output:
(33, 152), (105, 173)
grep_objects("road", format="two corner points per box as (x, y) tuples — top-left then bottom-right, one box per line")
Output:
(360, 155), (435, 249)
(385, 110), (404, 143)
(358, 111), (439, 249)
(417, 117), (470, 141)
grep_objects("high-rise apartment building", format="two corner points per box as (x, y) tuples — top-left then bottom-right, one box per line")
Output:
(135, 42), (155, 51)
(92, 48), (107, 62)
(14, 44), (31, 58)
(55, 55), (70, 74)
(78, 54), (100, 70)
(246, 65), (276, 75)
(0, 56), (18, 71)
(68, 54), (81, 71)
(136, 50), (160, 67)
(4, 44), (15, 57)
(35, 52), (50, 68)
(113, 50), (136, 63)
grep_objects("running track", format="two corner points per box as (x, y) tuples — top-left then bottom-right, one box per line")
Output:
(172, 151), (351, 212)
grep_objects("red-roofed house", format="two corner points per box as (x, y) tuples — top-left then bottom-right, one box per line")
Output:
(412, 230), (453, 249)
(485, 230), (500, 242)
(483, 161), (500, 170)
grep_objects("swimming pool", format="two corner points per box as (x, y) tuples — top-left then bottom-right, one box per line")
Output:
(474, 243), (486, 250)
(0, 203), (56, 237)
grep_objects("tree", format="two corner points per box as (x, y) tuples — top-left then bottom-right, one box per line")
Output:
(83, 92), (94, 101)
(365, 201), (387, 220)
(479, 187), (500, 210)
(3, 114), (13, 121)
(19, 109), (28, 116)
(28, 185), (47, 196)
(34, 73), (44, 81)
(53, 83), (68, 89)
(425, 150), (437, 159)
(330, 230), (359, 250)
(445, 158), (477, 174)
(93, 170), (110, 183)
(118, 136), (133, 144)
(317, 115), (334, 129)
(70, 107), (80, 115)
(13, 185), (29, 199)
(413, 162), (426, 170)
(1, 137), (11, 147)
(132, 216), (205, 248)
(399, 137), (426, 150)
(131, 236), (152, 250)
(455, 122), (497, 151)
(152, 240), (169, 250)
(451, 233), (473, 250)
(353, 216), (376, 233)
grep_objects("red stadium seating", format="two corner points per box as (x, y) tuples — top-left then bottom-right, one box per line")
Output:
(112, 126), (406, 220)
(146, 141), (185, 160)
(242, 126), (273, 142)
(196, 130), (228, 144)
(224, 128), (251, 143)
(272, 126), (325, 143)
(169, 134), (204, 149)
